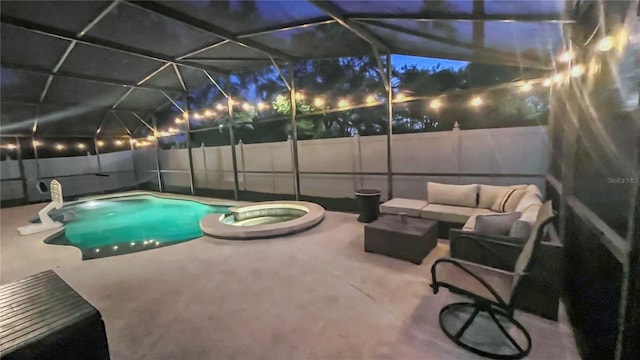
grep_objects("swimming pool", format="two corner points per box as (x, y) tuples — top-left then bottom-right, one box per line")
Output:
(44, 195), (230, 259)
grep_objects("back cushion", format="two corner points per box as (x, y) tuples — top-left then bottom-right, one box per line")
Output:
(478, 184), (527, 209)
(515, 191), (543, 213)
(427, 182), (478, 208)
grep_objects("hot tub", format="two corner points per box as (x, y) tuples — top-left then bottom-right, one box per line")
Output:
(200, 201), (325, 239)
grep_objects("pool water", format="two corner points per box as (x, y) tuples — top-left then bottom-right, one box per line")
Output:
(44, 195), (229, 259)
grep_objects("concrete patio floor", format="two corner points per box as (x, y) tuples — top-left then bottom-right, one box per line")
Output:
(1, 202), (579, 359)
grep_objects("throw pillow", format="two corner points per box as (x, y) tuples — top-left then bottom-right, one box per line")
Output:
(491, 189), (527, 213)
(509, 220), (532, 241)
(474, 212), (522, 237)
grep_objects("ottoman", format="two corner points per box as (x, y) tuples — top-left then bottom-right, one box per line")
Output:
(364, 215), (438, 264)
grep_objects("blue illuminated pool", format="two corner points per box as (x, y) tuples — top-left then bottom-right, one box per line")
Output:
(44, 195), (230, 259)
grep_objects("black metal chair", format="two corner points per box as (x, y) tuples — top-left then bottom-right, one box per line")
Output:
(430, 201), (555, 359)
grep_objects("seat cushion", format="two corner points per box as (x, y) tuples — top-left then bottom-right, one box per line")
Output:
(427, 182), (478, 208)
(478, 184), (527, 209)
(462, 208), (500, 232)
(379, 198), (428, 217)
(420, 204), (473, 223)
(519, 203), (541, 225)
(434, 259), (516, 303)
(526, 184), (543, 197)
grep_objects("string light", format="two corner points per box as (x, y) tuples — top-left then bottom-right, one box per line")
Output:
(242, 102), (251, 111)
(520, 82), (532, 92)
(257, 102), (267, 110)
(597, 36), (614, 52)
(204, 110), (212, 117)
(558, 50), (573, 63)
(146, 135), (155, 141)
(338, 99), (349, 108)
(313, 97), (325, 107)
(470, 96), (483, 107)
(33, 140), (41, 147)
(193, 113), (202, 120)
(570, 64), (585, 77)
(429, 99), (442, 110)
(77, 143), (86, 150)
(97, 140), (105, 147)
(55, 144), (65, 151)
(216, 103), (225, 111)
(7, 144), (16, 150)
(114, 140), (124, 146)
(395, 93), (406, 101)
(366, 95), (376, 104)
(295, 92), (304, 101)
(553, 74), (563, 83)
(175, 117), (183, 124)
(543, 78), (552, 87)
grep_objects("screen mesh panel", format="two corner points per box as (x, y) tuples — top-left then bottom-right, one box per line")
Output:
(85, 2), (221, 58)
(0, 1), (113, 35)
(0, 103), (37, 135)
(188, 41), (271, 59)
(1, 25), (71, 70)
(99, 112), (129, 136)
(334, 0), (473, 16)
(246, 23), (372, 58)
(36, 105), (106, 136)
(190, 60), (276, 72)
(59, 44), (166, 84)
(115, 111), (148, 134)
(116, 88), (169, 111)
(175, 65), (214, 91)
(160, 0), (328, 34)
(44, 77), (130, 107)
(0, 68), (49, 102)
(144, 65), (184, 90)
(484, 0), (566, 15)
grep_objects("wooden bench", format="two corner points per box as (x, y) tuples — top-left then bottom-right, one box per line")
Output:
(0, 270), (110, 359)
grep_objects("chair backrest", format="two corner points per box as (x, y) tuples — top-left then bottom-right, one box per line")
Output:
(510, 201), (555, 297)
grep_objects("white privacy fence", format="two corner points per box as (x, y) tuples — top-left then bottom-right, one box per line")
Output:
(1, 150), (136, 202)
(151, 125), (548, 201)
(1, 126), (547, 204)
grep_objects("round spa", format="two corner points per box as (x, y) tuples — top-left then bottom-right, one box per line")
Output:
(200, 201), (325, 240)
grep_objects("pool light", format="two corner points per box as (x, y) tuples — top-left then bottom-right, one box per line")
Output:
(113, 246), (118, 250)
(95, 248), (100, 253)
(130, 242), (135, 246)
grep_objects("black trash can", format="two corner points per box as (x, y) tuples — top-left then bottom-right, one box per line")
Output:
(355, 188), (381, 223)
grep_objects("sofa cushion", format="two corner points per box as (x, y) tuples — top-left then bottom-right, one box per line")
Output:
(420, 204), (473, 223)
(379, 198), (428, 217)
(462, 208), (501, 232)
(509, 220), (532, 241)
(519, 203), (541, 225)
(491, 189), (527, 213)
(427, 182), (478, 208)
(515, 191), (542, 213)
(474, 212), (522, 236)
(526, 184), (543, 197)
(478, 184), (527, 209)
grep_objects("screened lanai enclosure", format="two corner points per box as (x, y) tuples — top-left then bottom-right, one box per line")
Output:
(0, 0), (639, 359)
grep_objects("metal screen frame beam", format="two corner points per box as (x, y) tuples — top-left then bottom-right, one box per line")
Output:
(386, 53), (393, 200)
(348, 13), (575, 23)
(309, 1), (390, 53)
(288, 63), (300, 200)
(225, 78), (240, 200)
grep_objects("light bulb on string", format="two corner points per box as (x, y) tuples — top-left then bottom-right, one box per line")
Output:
(429, 99), (442, 110)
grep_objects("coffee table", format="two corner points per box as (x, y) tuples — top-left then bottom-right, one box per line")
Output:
(364, 215), (438, 264)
